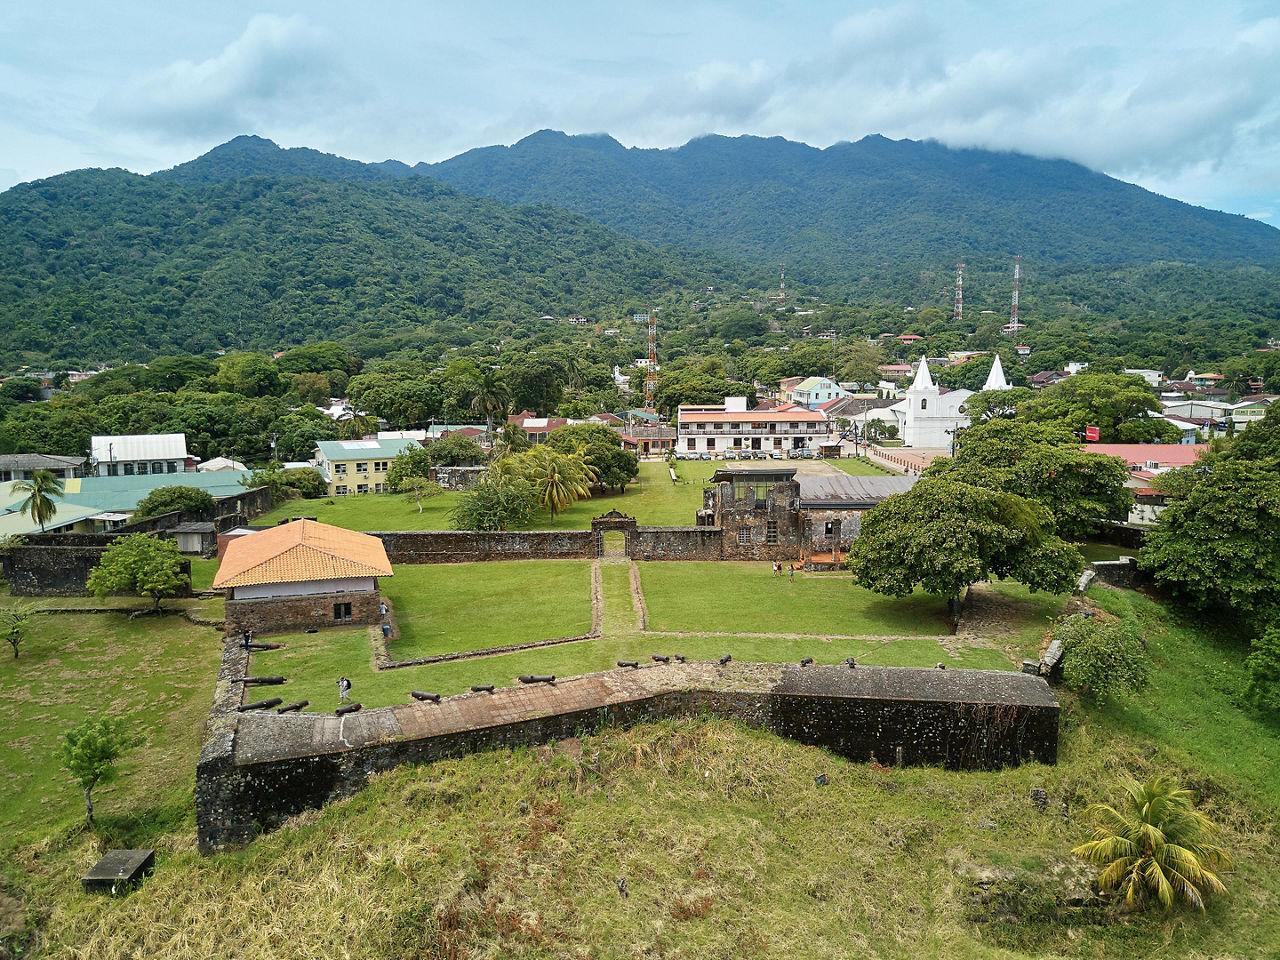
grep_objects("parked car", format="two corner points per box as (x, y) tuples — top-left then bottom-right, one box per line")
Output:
(770, 450), (784, 460)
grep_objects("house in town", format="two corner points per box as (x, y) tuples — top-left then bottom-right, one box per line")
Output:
(790, 377), (851, 408)
(677, 397), (829, 456)
(0, 453), (85, 482)
(213, 518), (393, 635)
(90, 434), (196, 477)
(314, 438), (422, 496)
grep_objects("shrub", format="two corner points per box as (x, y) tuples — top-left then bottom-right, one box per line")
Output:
(1245, 626), (1280, 715)
(1056, 615), (1148, 700)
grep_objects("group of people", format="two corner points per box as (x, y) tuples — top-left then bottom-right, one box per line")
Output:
(771, 560), (795, 580)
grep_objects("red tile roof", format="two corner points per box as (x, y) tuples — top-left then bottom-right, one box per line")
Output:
(212, 519), (392, 589)
(1085, 444), (1208, 468)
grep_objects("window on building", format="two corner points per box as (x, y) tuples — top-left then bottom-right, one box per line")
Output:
(374, 483), (386, 493)
(356, 483), (369, 494)
(356, 462), (369, 474)
(373, 461), (388, 472)
(136, 462), (149, 475)
(824, 521), (835, 538)
(168, 461), (179, 473)
(766, 520), (778, 545)
(687, 439), (696, 450)
(152, 461), (164, 475)
(335, 485), (348, 496)
(334, 463), (347, 475)
(921, 398), (928, 410)
(106, 463), (119, 477)
(706, 439), (716, 450)
(333, 602), (352, 622)
(737, 528), (750, 544)
(123, 462), (135, 476)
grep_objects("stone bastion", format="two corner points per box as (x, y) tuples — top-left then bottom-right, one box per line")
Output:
(196, 641), (1059, 852)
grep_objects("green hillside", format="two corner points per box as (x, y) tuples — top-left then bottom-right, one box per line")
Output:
(427, 130), (1280, 275)
(0, 167), (753, 364)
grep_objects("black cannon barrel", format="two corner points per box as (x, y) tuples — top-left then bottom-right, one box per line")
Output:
(470, 685), (495, 693)
(718, 654), (732, 666)
(845, 657), (857, 669)
(238, 697), (283, 712)
(411, 691), (441, 703)
(336, 702), (363, 716)
(673, 654), (686, 663)
(238, 676), (286, 686)
(518, 675), (556, 684)
(800, 657), (814, 666)
(276, 700), (309, 713)
(617, 660), (638, 669)
(651, 655), (670, 663)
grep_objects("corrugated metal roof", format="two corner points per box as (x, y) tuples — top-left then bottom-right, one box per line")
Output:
(797, 474), (916, 508)
(91, 434), (189, 463)
(315, 438), (421, 461)
(213, 519), (393, 588)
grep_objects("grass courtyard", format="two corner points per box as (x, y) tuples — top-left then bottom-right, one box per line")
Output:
(252, 456), (893, 532)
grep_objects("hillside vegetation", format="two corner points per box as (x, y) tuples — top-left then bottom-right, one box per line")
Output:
(3, 586), (1278, 958)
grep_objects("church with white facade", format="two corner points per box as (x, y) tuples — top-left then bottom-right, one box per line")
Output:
(874, 355), (1011, 447)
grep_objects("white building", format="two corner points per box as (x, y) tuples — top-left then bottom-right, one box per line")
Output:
(878, 355), (1011, 448)
(90, 434), (195, 477)
(677, 397), (829, 455)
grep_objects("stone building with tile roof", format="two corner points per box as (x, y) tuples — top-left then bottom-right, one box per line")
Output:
(214, 519), (394, 636)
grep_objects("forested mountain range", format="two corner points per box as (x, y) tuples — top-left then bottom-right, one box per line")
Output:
(3, 132), (1279, 369)
(0, 163), (752, 365)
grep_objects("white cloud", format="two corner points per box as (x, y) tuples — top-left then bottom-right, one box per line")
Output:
(95, 14), (353, 139)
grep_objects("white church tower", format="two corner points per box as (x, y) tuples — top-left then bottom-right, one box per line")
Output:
(890, 354), (1013, 448)
(981, 353), (1010, 392)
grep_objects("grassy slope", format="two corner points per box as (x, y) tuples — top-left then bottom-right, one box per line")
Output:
(5, 584), (1276, 958)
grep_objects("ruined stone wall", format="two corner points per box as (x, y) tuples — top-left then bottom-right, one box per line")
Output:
(374, 530), (596, 564)
(1090, 556), (1143, 589)
(195, 654), (1059, 851)
(705, 480), (804, 561)
(1, 544), (192, 597)
(629, 526), (725, 561)
(224, 589), (383, 636)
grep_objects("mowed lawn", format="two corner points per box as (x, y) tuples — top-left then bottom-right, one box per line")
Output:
(254, 459), (720, 531)
(639, 561), (953, 636)
(0, 611), (223, 844)
(381, 561), (594, 659)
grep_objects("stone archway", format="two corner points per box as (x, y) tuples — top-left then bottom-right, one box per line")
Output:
(591, 510), (638, 558)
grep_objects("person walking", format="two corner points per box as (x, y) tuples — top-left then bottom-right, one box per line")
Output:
(338, 677), (351, 702)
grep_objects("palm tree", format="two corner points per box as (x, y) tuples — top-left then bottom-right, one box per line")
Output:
(470, 369), (511, 443)
(1073, 775), (1232, 911)
(492, 421), (531, 460)
(13, 470), (65, 532)
(522, 447), (590, 523)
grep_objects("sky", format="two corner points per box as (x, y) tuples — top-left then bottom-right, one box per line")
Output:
(3, 1), (1279, 226)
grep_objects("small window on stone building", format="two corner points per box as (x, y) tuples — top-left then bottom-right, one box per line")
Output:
(333, 602), (353, 621)
(737, 528), (750, 545)
(824, 521), (835, 538)
(766, 520), (778, 545)
(921, 398), (928, 410)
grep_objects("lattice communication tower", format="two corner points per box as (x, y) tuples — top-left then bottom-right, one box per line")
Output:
(634, 312), (658, 407)
(953, 263), (964, 324)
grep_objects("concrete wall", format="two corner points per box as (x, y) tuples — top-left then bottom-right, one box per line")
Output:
(195, 653), (1058, 851)
(224, 588), (383, 636)
(1090, 556), (1143, 588)
(374, 530), (596, 564)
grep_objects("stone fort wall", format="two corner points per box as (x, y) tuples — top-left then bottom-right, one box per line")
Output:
(196, 648), (1059, 851)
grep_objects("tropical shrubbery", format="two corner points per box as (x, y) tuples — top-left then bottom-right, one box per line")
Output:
(1055, 615), (1148, 700)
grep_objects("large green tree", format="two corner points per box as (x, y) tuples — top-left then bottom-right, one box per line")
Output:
(449, 475), (538, 531)
(87, 533), (191, 610)
(1017, 373), (1180, 443)
(926, 419), (1132, 539)
(132, 485), (216, 521)
(1073, 776), (1232, 911)
(846, 477), (1082, 626)
(1139, 459), (1280, 633)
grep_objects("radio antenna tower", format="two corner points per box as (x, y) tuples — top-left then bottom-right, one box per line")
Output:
(953, 263), (964, 324)
(1010, 255), (1021, 324)
(779, 263), (786, 302)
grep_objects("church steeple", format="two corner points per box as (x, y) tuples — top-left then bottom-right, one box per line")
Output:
(981, 354), (1010, 392)
(909, 356), (935, 391)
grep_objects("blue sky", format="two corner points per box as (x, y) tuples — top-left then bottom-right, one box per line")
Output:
(3, 1), (1279, 226)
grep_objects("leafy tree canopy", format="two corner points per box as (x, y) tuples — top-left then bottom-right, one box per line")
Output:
(57, 716), (136, 824)
(427, 433), (484, 467)
(1017, 374), (1180, 443)
(846, 477), (1083, 621)
(450, 476), (537, 531)
(86, 533), (190, 610)
(1056, 615), (1149, 700)
(132, 485), (216, 520)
